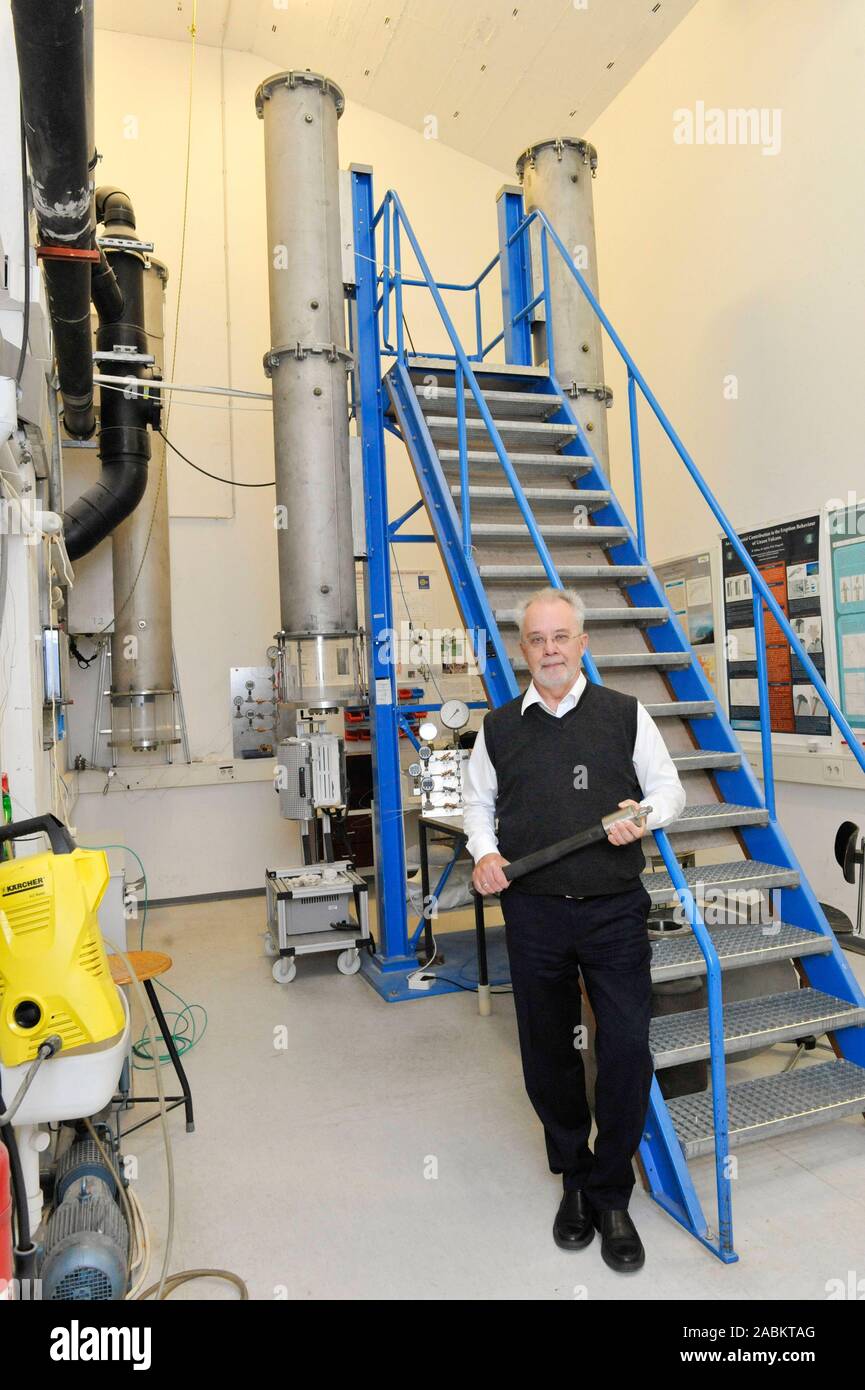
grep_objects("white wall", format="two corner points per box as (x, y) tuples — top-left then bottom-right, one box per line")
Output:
(586, 0), (865, 918)
(75, 14), (865, 918)
(72, 31), (511, 895)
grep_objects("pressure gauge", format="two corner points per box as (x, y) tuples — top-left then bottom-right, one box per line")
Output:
(408, 762), (422, 778)
(418, 746), (432, 762)
(418, 720), (438, 742)
(440, 699), (470, 731)
(420, 776), (434, 793)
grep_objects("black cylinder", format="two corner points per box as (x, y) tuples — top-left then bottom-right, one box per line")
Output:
(11, 0), (96, 439)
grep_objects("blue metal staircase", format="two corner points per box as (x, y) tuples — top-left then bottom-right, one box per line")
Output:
(349, 169), (865, 1263)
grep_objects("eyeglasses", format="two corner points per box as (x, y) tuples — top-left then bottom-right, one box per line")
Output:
(524, 631), (583, 650)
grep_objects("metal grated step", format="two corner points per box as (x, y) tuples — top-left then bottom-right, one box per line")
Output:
(513, 650), (690, 672)
(414, 386), (562, 419)
(494, 604), (666, 626)
(439, 450), (592, 475)
(425, 417), (578, 451)
(667, 802), (770, 831)
(454, 486), (611, 507)
(643, 860), (799, 905)
(406, 356), (550, 382)
(643, 700), (716, 718)
(650, 921), (833, 983)
(480, 564), (647, 583)
(650, 989), (865, 1069)
(672, 751), (742, 772)
(665, 1059), (865, 1157)
(597, 651), (689, 669)
(471, 522), (628, 545)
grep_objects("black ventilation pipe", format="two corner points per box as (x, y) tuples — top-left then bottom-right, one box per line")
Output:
(62, 188), (157, 562)
(13, 4), (158, 557)
(11, 0), (96, 439)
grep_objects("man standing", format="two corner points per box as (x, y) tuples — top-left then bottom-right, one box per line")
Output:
(463, 587), (686, 1272)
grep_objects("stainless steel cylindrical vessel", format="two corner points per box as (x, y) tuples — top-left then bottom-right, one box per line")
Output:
(516, 137), (610, 470)
(109, 256), (176, 752)
(256, 70), (359, 652)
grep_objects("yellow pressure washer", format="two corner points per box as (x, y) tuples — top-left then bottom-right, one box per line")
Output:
(0, 815), (124, 1066)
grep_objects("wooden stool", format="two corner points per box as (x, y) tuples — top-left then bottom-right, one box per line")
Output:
(110, 950), (195, 1134)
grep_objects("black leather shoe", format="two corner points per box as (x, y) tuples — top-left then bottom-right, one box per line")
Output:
(592, 1207), (645, 1272)
(553, 1189), (594, 1251)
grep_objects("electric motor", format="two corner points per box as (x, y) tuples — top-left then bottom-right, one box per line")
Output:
(40, 1138), (128, 1301)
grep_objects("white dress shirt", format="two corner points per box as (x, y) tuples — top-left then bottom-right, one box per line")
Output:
(462, 671), (687, 863)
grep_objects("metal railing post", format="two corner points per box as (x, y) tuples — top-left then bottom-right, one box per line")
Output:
(753, 589), (777, 819)
(539, 223), (555, 381)
(455, 361), (471, 557)
(393, 204), (404, 360)
(654, 830), (734, 1258)
(382, 196), (391, 350)
(627, 368), (646, 561)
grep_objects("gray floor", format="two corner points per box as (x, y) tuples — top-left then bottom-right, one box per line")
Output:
(123, 895), (865, 1300)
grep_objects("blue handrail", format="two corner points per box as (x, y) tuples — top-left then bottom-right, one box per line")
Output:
(392, 189), (865, 779)
(379, 190), (562, 592)
(506, 205), (865, 784)
(371, 188), (734, 1253)
(367, 184), (864, 1262)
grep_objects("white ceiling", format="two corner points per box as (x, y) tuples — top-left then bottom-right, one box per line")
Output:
(95, 0), (699, 173)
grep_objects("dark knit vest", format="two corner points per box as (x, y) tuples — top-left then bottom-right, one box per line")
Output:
(484, 681), (646, 897)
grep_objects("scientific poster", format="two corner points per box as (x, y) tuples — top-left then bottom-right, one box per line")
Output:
(722, 516), (829, 735)
(654, 551), (717, 691)
(828, 501), (865, 731)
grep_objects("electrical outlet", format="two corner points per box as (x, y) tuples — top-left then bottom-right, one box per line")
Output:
(217, 763), (235, 782)
(823, 759), (844, 783)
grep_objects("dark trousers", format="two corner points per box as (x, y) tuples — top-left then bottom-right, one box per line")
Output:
(502, 883), (654, 1211)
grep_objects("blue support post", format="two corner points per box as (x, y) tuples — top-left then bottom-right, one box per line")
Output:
(349, 167), (415, 983)
(652, 832), (737, 1262)
(496, 186), (533, 366)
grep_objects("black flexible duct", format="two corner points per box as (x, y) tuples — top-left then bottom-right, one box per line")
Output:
(0, 1082), (36, 1282)
(11, 0), (96, 439)
(62, 187), (156, 561)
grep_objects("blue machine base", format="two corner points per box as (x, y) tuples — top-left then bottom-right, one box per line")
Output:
(359, 925), (511, 1003)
